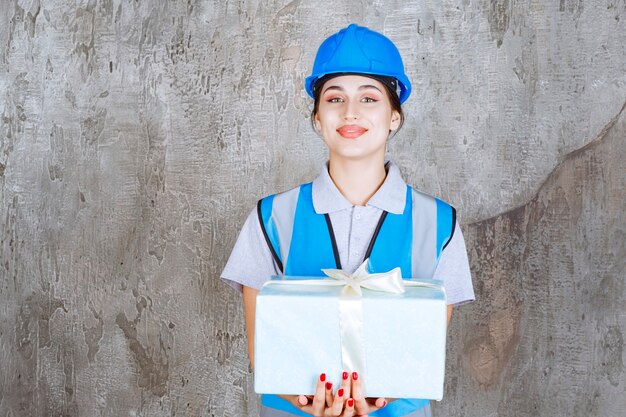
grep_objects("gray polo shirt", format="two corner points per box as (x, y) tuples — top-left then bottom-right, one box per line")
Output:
(221, 161), (475, 306)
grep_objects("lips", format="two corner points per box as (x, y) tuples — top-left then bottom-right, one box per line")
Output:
(337, 125), (368, 139)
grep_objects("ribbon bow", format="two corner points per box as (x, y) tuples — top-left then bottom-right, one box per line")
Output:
(321, 259), (405, 296)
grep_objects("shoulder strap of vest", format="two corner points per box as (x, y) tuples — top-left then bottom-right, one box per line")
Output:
(363, 211), (388, 261)
(435, 198), (457, 258)
(323, 213), (342, 269)
(257, 195), (284, 273)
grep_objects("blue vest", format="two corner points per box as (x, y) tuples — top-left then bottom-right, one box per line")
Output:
(257, 182), (455, 417)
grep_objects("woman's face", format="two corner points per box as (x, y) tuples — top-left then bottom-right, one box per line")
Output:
(314, 75), (401, 163)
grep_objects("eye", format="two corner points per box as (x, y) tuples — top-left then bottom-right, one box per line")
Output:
(326, 96), (344, 103)
(361, 96), (378, 103)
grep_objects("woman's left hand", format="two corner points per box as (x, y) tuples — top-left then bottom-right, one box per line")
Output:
(348, 371), (393, 416)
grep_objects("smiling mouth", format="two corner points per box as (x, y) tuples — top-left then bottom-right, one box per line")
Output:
(337, 125), (368, 139)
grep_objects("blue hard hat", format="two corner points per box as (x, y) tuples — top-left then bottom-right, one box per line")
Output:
(305, 24), (412, 103)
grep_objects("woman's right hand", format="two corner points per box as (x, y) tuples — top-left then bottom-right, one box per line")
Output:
(278, 372), (357, 417)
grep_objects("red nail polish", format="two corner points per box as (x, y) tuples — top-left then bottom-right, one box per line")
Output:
(342, 371), (348, 380)
(320, 373), (326, 382)
(382, 401), (387, 408)
(325, 382), (332, 390)
(348, 398), (354, 407)
(337, 388), (344, 397)
(352, 371), (358, 380)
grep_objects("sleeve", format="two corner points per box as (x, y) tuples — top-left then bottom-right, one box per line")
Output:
(433, 220), (475, 306)
(220, 207), (281, 293)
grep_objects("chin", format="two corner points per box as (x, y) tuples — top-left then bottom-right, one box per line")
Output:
(330, 148), (383, 162)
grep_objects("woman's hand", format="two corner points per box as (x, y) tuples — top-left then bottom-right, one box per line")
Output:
(278, 372), (353, 416)
(349, 371), (391, 416)
(278, 372), (389, 417)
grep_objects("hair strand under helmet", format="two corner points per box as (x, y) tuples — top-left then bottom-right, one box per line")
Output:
(305, 24), (412, 104)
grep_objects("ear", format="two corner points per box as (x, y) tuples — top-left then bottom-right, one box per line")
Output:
(314, 113), (322, 131)
(389, 110), (401, 131)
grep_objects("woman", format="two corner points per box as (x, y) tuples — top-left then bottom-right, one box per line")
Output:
(221, 24), (475, 417)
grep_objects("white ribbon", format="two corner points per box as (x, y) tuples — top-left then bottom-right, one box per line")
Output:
(264, 259), (440, 379)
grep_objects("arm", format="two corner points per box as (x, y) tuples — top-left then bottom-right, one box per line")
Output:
(242, 285), (259, 369)
(447, 304), (453, 328)
(434, 221), (475, 317)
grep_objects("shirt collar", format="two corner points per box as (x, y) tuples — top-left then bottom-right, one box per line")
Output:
(311, 160), (408, 215)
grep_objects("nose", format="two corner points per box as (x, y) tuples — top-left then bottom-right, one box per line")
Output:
(343, 99), (359, 121)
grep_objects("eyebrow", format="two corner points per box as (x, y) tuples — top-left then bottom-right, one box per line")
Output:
(322, 84), (383, 94)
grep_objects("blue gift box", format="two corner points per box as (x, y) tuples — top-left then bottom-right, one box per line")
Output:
(254, 275), (447, 399)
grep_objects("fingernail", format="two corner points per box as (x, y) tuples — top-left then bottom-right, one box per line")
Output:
(337, 388), (344, 397)
(320, 373), (326, 382)
(348, 398), (354, 407)
(352, 371), (358, 381)
(325, 382), (332, 390)
(297, 396), (305, 406)
(342, 371), (348, 380)
(382, 400), (387, 408)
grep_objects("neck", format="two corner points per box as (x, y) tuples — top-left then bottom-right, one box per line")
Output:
(328, 156), (387, 206)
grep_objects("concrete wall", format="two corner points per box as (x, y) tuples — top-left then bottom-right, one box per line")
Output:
(0, 0), (624, 416)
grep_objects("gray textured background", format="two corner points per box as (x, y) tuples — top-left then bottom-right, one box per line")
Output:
(0, 0), (624, 416)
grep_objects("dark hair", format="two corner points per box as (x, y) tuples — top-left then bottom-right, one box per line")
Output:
(310, 74), (405, 137)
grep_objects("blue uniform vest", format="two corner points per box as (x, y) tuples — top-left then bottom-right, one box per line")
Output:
(256, 182), (456, 417)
